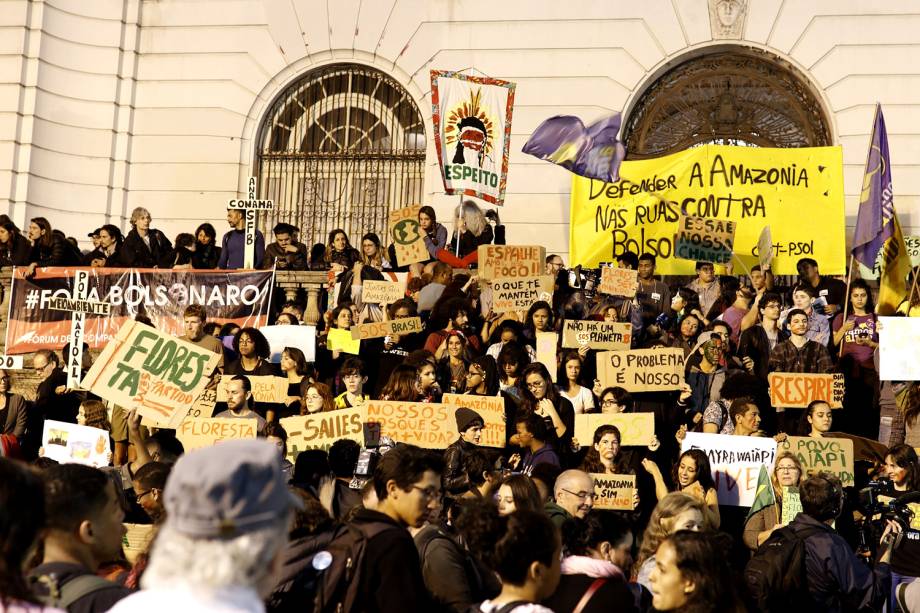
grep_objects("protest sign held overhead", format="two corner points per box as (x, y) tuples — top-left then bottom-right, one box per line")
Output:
(491, 276), (554, 312)
(674, 214), (736, 264)
(41, 420), (111, 468)
(574, 413), (655, 447)
(176, 417), (258, 452)
(80, 320), (221, 429)
(362, 280), (405, 305)
(779, 436), (855, 486)
(569, 144), (845, 275)
(597, 266), (638, 297)
(441, 393), (506, 448)
(5, 267), (274, 354)
(280, 408), (366, 462)
(591, 473), (636, 511)
(596, 348), (684, 392)
(351, 317), (423, 340)
(878, 317), (920, 381)
(562, 320), (631, 351)
(388, 205), (428, 266)
(477, 245), (546, 281)
(431, 70), (515, 206)
(768, 372), (844, 408)
(259, 324), (316, 363)
(682, 432), (778, 507)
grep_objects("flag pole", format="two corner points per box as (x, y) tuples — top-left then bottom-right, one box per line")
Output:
(907, 265), (919, 314)
(838, 254), (854, 358)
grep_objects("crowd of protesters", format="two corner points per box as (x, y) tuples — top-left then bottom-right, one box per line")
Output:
(1, 199), (920, 612)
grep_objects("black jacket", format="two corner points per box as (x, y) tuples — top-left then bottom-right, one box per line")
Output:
(119, 228), (173, 268)
(414, 523), (499, 613)
(443, 437), (477, 495)
(543, 572), (640, 613)
(739, 324), (790, 381)
(31, 234), (81, 266)
(262, 242), (308, 270)
(0, 233), (31, 266)
(192, 242), (221, 269)
(0, 392), (28, 438)
(447, 224), (494, 258)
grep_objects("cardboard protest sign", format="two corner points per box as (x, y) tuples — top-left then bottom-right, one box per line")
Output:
(757, 225), (773, 270)
(682, 432), (778, 507)
(176, 417), (258, 451)
(123, 523), (154, 564)
(362, 280), (405, 305)
(366, 401), (460, 449)
(477, 245), (546, 281)
(80, 320), (221, 429)
(781, 486), (802, 525)
(779, 436), (854, 486)
(596, 348), (684, 392)
(536, 332), (558, 381)
(216, 375), (287, 403)
(562, 320), (631, 351)
(351, 317), (423, 340)
(0, 355), (23, 369)
(328, 328), (360, 355)
(441, 393), (506, 448)
(259, 324), (316, 363)
(591, 473), (637, 511)
(185, 385), (218, 420)
(570, 144), (846, 275)
(768, 372), (844, 408)
(491, 276), (554, 312)
(388, 205), (428, 266)
(674, 214), (736, 264)
(574, 413), (655, 447)
(598, 267), (638, 297)
(280, 408), (366, 462)
(878, 316), (920, 380)
(41, 420), (110, 467)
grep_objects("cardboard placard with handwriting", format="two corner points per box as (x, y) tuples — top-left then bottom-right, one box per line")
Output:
(216, 375), (287, 403)
(491, 276), (554, 312)
(123, 523), (154, 564)
(536, 331), (558, 382)
(280, 408), (366, 463)
(562, 320), (632, 351)
(778, 436), (854, 486)
(362, 280), (405, 305)
(351, 317), (423, 340)
(441, 393), (506, 448)
(388, 205), (428, 266)
(598, 267), (639, 297)
(367, 401), (465, 449)
(681, 432), (777, 507)
(674, 214), (736, 264)
(574, 413), (655, 446)
(768, 372), (844, 408)
(176, 417), (258, 451)
(591, 473), (637, 510)
(596, 348), (684, 392)
(477, 245), (546, 281)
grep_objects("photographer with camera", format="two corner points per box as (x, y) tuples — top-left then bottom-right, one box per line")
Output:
(878, 445), (920, 611)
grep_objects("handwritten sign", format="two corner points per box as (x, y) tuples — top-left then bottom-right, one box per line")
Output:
(41, 420), (110, 467)
(216, 375), (287, 404)
(491, 276), (554, 312)
(328, 327), (361, 355)
(389, 205), (428, 266)
(260, 324), (316, 363)
(362, 280), (405, 305)
(185, 385), (217, 419)
(66, 269), (90, 389)
(768, 372), (844, 408)
(562, 320), (632, 351)
(123, 523), (154, 564)
(48, 297), (112, 316)
(598, 267), (638, 297)
(280, 408), (366, 463)
(781, 486), (802, 525)
(675, 214), (736, 264)
(176, 417), (258, 451)
(477, 245), (545, 281)
(366, 401), (460, 449)
(80, 320), (221, 429)
(591, 473), (637, 510)
(351, 317), (423, 340)
(596, 348), (684, 392)
(441, 393), (506, 448)
(574, 413), (655, 447)
(536, 332), (558, 382)
(879, 317), (920, 381)
(778, 436), (854, 486)
(682, 432), (777, 507)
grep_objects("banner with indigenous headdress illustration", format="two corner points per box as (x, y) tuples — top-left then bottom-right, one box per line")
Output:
(431, 70), (515, 206)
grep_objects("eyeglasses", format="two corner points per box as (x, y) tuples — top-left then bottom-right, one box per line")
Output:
(601, 399), (618, 406)
(136, 489), (155, 504)
(410, 485), (441, 500)
(466, 369), (484, 378)
(776, 467), (799, 473)
(526, 380), (545, 390)
(560, 488), (594, 501)
(33, 363), (48, 372)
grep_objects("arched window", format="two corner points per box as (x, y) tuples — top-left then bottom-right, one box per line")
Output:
(256, 64), (426, 249)
(623, 49), (832, 159)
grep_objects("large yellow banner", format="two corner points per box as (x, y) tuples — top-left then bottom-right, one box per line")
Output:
(570, 145), (846, 275)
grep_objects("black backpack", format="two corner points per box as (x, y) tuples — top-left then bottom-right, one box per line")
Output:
(744, 524), (824, 611)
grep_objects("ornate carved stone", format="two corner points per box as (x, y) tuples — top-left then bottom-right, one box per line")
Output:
(709, 0), (748, 39)
(624, 49), (831, 159)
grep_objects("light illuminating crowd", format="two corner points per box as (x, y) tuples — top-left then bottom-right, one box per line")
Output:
(1, 200), (920, 613)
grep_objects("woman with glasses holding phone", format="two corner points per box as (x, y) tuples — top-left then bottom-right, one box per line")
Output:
(742, 451), (804, 550)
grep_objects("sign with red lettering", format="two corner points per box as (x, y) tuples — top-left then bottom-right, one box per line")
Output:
(562, 320), (631, 351)
(477, 245), (546, 281)
(591, 473), (636, 510)
(176, 417), (258, 451)
(597, 267), (638, 297)
(388, 205), (428, 266)
(768, 372), (844, 408)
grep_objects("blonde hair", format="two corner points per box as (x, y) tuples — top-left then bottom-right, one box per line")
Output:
(771, 451), (804, 494)
(130, 207), (151, 227)
(634, 492), (707, 575)
(455, 200), (486, 237)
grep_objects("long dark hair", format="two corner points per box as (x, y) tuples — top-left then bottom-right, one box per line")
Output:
(524, 300), (554, 334)
(379, 364), (420, 402)
(845, 278), (876, 316)
(580, 425), (625, 474)
(498, 473), (543, 513)
(469, 355), (499, 396)
(517, 362), (560, 410)
(0, 457), (46, 604)
(496, 343), (527, 384)
(673, 449), (716, 493)
(887, 444), (920, 492)
(195, 222), (217, 244)
(557, 349), (585, 390)
(282, 346), (313, 378)
(233, 327), (271, 359)
(30, 216), (53, 248)
(664, 530), (743, 613)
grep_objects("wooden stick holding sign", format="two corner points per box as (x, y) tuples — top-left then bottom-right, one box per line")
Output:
(675, 214), (735, 265)
(228, 176), (273, 268)
(591, 473), (637, 510)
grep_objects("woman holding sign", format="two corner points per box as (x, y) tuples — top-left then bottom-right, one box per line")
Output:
(742, 452), (804, 550)
(832, 279), (880, 439)
(801, 400), (833, 438)
(642, 449), (720, 529)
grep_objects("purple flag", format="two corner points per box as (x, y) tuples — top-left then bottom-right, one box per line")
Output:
(852, 105), (895, 268)
(522, 113), (627, 182)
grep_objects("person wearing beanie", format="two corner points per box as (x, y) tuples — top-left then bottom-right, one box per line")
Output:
(443, 407), (484, 495)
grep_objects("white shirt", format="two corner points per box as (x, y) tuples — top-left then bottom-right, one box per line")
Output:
(559, 385), (595, 414)
(108, 586), (264, 613)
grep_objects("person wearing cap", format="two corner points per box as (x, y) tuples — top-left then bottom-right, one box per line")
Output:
(214, 375), (267, 431)
(108, 439), (301, 613)
(261, 222), (308, 270)
(444, 407), (484, 495)
(681, 330), (739, 421)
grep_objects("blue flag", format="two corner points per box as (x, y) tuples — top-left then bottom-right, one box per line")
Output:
(522, 113), (626, 182)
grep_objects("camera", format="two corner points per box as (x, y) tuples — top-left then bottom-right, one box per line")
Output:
(559, 265), (598, 298)
(856, 480), (918, 557)
(348, 433), (396, 490)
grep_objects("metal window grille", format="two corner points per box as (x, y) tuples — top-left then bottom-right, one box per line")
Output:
(256, 64), (426, 249)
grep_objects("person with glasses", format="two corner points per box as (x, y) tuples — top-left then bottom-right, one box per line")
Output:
(544, 469), (595, 529)
(132, 461), (171, 524)
(516, 363), (575, 454)
(743, 451), (804, 550)
(509, 414), (560, 479)
(463, 356), (499, 397)
(738, 292), (788, 381)
(25, 349), (78, 460)
(0, 369), (28, 453)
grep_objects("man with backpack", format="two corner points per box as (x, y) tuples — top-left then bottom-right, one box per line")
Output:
(745, 472), (897, 612)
